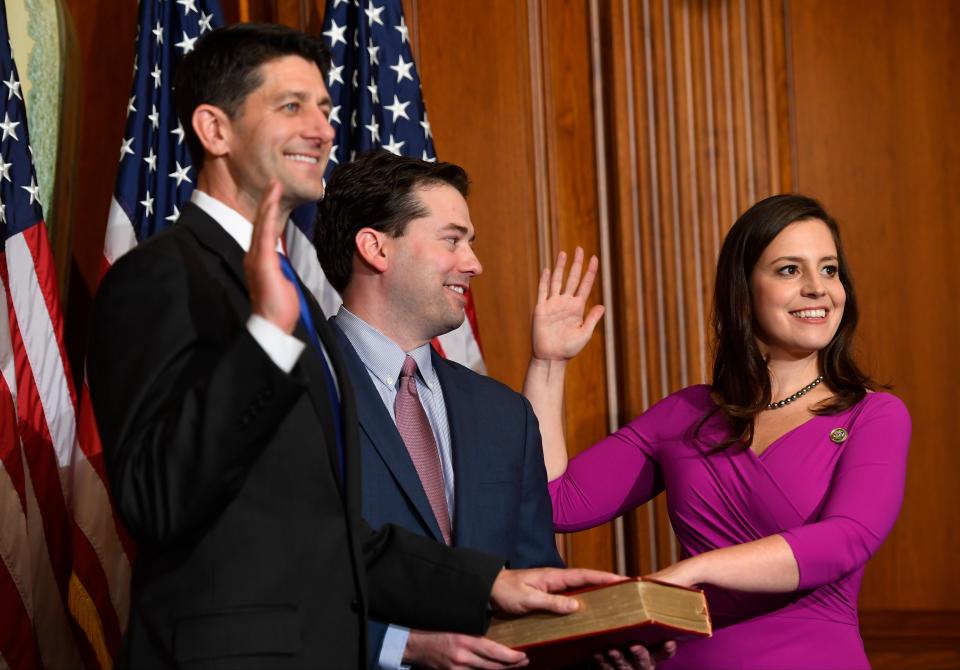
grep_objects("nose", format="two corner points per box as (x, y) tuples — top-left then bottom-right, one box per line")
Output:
(307, 106), (336, 145)
(460, 245), (483, 277)
(802, 272), (826, 297)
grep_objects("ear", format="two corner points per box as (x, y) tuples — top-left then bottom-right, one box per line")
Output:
(354, 227), (390, 273)
(192, 103), (232, 159)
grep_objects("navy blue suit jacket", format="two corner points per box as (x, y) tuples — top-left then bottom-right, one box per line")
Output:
(333, 325), (563, 667)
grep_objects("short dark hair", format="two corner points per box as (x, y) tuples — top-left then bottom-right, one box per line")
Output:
(173, 23), (331, 171)
(316, 151), (470, 292)
(706, 193), (876, 447)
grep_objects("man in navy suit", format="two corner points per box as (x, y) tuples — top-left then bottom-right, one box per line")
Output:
(317, 151), (563, 669)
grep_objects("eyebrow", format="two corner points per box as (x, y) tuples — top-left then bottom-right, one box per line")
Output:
(770, 255), (838, 264)
(274, 90), (332, 109)
(440, 223), (475, 241)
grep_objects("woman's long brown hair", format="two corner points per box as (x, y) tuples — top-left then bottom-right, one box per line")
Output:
(702, 194), (877, 447)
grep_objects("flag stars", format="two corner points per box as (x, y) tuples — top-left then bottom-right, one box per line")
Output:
(140, 191), (154, 216)
(166, 205), (181, 224)
(323, 19), (347, 48)
(383, 134), (405, 155)
(127, 95), (137, 116)
(367, 81), (379, 104)
(176, 31), (198, 54)
(4, 71), (21, 101)
(0, 112), (20, 141)
(329, 105), (341, 125)
(328, 64), (345, 87)
(365, 116), (380, 143)
(0, 202), (5, 223)
(177, 0), (197, 15)
(395, 16), (409, 44)
(390, 54), (414, 83)
(0, 157), (11, 182)
(152, 20), (164, 45)
(329, 145), (339, 164)
(365, 2), (385, 26)
(420, 112), (432, 139)
(143, 148), (157, 172)
(367, 39), (380, 66)
(422, 149), (436, 163)
(148, 105), (160, 130)
(199, 11), (214, 33)
(171, 121), (185, 145)
(385, 95), (410, 122)
(119, 136), (135, 161)
(21, 176), (40, 205)
(169, 161), (192, 187)
(151, 64), (162, 88)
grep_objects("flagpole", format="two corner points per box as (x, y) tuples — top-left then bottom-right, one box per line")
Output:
(238, 0), (249, 22)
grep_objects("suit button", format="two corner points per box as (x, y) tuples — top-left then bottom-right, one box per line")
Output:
(350, 598), (359, 613)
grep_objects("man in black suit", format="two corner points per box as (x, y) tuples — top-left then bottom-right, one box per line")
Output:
(316, 153), (563, 669)
(87, 23), (614, 669)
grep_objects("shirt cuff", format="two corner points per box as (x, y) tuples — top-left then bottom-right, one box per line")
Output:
(378, 625), (411, 670)
(246, 314), (304, 373)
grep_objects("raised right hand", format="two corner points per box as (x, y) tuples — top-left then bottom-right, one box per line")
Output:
(532, 247), (605, 361)
(244, 180), (300, 334)
(404, 630), (528, 670)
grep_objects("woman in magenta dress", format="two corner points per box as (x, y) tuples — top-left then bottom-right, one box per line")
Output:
(524, 194), (910, 670)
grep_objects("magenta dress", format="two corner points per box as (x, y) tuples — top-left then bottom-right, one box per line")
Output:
(548, 386), (910, 670)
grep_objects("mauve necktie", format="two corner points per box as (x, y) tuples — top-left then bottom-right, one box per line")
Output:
(278, 253), (344, 481)
(395, 356), (451, 544)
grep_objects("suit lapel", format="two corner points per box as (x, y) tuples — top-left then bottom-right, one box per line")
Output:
(183, 204), (347, 491)
(333, 324), (445, 543)
(432, 350), (481, 547)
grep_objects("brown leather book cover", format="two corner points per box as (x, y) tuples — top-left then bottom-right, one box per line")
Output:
(487, 578), (711, 669)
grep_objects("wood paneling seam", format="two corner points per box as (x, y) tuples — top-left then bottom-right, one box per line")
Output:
(642, 0), (668, 406)
(641, 0), (665, 571)
(662, 0), (691, 399)
(589, 0), (625, 577)
(681, 1), (707, 383)
(621, 0), (657, 573)
(526, 0), (551, 269)
(739, 0), (756, 202)
(701, 0), (722, 274)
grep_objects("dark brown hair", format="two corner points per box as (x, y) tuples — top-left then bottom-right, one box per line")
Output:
(707, 193), (876, 446)
(315, 150), (469, 293)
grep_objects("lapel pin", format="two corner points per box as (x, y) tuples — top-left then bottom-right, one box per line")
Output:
(829, 427), (848, 444)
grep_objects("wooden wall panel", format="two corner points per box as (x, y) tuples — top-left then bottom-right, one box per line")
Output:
(600, 0), (791, 574)
(410, 0), (617, 571)
(788, 0), (960, 618)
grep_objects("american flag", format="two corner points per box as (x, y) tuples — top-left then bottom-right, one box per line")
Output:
(306, 0), (485, 371)
(72, 1), (224, 667)
(0, 0), (96, 666)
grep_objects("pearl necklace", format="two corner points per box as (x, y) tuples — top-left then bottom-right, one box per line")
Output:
(767, 375), (823, 410)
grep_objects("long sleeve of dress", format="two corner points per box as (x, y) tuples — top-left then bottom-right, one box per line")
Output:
(547, 390), (700, 531)
(780, 393), (911, 590)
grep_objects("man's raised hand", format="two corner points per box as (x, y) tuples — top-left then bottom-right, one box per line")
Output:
(244, 180), (300, 334)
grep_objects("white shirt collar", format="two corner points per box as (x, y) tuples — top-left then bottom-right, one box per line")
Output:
(190, 189), (284, 253)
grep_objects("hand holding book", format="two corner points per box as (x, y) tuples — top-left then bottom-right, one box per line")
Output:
(487, 578), (710, 669)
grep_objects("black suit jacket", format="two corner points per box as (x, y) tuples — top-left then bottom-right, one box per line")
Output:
(333, 328), (563, 666)
(88, 203), (503, 669)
